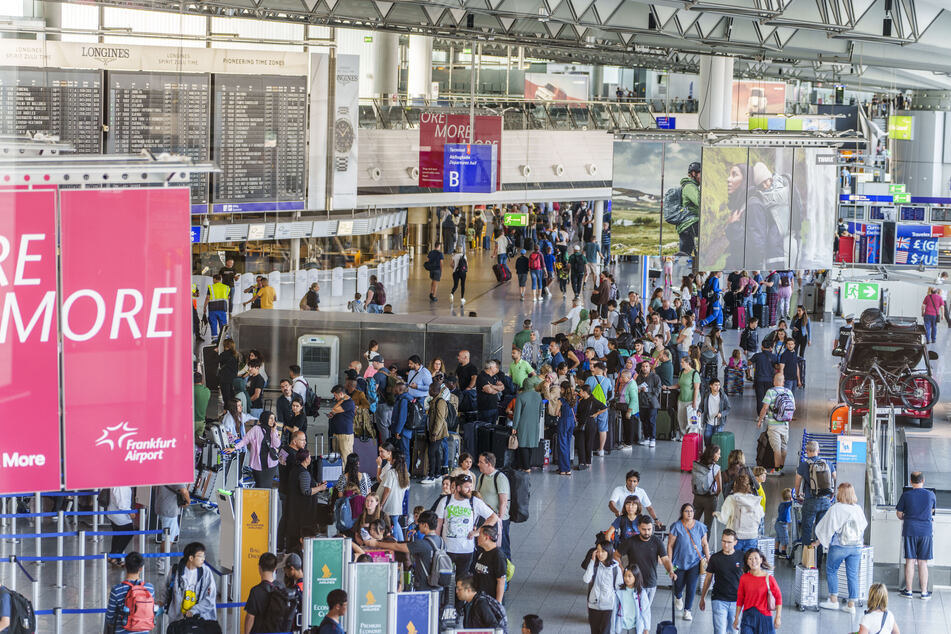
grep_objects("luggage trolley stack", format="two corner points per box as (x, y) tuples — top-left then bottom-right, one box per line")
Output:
(798, 432), (839, 468)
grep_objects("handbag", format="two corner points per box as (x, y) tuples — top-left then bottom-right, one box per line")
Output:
(684, 522), (707, 575)
(765, 573), (777, 611)
(508, 434), (519, 450)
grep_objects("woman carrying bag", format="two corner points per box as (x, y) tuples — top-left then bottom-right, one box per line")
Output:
(230, 410), (281, 488)
(814, 482), (869, 615)
(715, 473), (765, 553)
(734, 548), (782, 633)
(667, 502), (710, 622)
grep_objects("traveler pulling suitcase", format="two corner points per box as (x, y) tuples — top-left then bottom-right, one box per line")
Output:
(794, 564), (820, 611)
(656, 595), (677, 634)
(680, 432), (701, 472)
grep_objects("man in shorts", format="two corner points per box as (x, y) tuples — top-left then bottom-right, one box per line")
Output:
(756, 372), (792, 475)
(897, 471), (937, 599)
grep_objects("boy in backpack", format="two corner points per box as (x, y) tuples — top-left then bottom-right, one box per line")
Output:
(794, 440), (836, 546)
(243, 552), (285, 634)
(456, 576), (508, 631)
(104, 552), (156, 634)
(756, 372), (794, 476)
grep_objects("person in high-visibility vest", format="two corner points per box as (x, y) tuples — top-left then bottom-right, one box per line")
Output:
(204, 274), (231, 340)
(192, 282), (201, 339)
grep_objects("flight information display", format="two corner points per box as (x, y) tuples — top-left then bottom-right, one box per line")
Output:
(212, 74), (307, 211)
(0, 68), (102, 153)
(107, 71), (211, 204)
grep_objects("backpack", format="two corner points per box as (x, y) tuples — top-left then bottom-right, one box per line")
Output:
(455, 256), (468, 274)
(365, 377), (379, 414)
(422, 535), (455, 588)
(295, 378), (320, 417)
(384, 373), (399, 406)
(662, 186), (691, 226)
(778, 272), (791, 287)
(691, 462), (717, 496)
(731, 494), (764, 537)
(258, 581), (298, 634)
(837, 516), (863, 546)
(528, 252), (543, 270)
(334, 496), (356, 532)
(120, 581), (155, 632)
(354, 408), (374, 439)
(2, 587), (35, 634)
(98, 488), (111, 510)
(769, 389), (795, 422)
(702, 277), (718, 303)
(474, 592), (508, 633)
(590, 376), (611, 405)
(372, 283), (386, 305)
(498, 467), (531, 523)
(808, 458), (834, 497)
(442, 398), (459, 433)
(739, 329), (751, 352)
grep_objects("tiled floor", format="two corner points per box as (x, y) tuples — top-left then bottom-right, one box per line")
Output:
(4, 250), (950, 633)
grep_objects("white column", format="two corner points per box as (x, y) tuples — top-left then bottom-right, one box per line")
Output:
(374, 32), (399, 100)
(407, 35), (433, 100)
(335, 29), (399, 99)
(290, 238), (301, 271)
(593, 200), (604, 245)
(698, 55), (735, 129)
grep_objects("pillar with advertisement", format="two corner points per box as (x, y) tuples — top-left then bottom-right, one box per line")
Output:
(303, 537), (350, 627)
(391, 591), (439, 634)
(234, 488), (277, 606)
(346, 562), (398, 634)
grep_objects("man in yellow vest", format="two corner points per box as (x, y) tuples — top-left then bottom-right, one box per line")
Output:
(192, 282), (201, 340)
(204, 274), (231, 341)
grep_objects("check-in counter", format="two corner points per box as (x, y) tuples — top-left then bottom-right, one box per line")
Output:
(870, 506), (951, 586)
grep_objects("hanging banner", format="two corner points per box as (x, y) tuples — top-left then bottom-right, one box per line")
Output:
(0, 190), (62, 494)
(894, 224), (939, 266)
(331, 54), (359, 209)
(442, 143), (498, 194)
(394, 592), (435, 634)
(348, 562), (394, 634)
(60, 188), (193, 489)
(305, 538), (348, 627)
(238, 488), (272, 603)
(418, 114), (502, 189)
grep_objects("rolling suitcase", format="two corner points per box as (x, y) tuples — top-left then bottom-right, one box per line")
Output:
(353, 436), (378, 476)
(476, 423), (510, 467)
(201, 346), (220, 390)
(724, 367), (744, 396)
(837, 545), (873, 605)
(711, 431), (734, 472)
(655, 595), (677, 633)
(655, 410), (673, 441)
(794, 564), (820, 611)
(757, 537), (776, 568)
(756, 430), (775, 469)
(736, 306), (746, 330)
(492, 263), (511, 283)
(680, 432), (701, 471)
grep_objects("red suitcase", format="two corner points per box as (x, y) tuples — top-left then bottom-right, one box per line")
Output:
(680, 432), (702, 472)
(698, 298), (708, 320)
(493, 263), (511, 283)
(736, 306), (746, 330)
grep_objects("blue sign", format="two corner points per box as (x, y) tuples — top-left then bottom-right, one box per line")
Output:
(443, 143), (497, 193)
(395, 592), (432, 634)
(847, 221), (881, 264)
(837, 436), (867, 464)
(211, 200), (306, 214)
(656, 116), (676, 129)
(190, 226), (202, 244)
(894, 224), (939, 266)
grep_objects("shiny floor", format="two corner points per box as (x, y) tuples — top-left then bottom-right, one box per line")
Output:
(4, 250), (950, 633)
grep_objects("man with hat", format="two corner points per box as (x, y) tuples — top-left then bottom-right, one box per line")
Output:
(676, 161), (702, 257)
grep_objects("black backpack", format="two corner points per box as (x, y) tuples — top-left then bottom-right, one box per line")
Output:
(2, 587), (36, 634)
(258, 581), (298, 634)
(443, 398), (459, 433)
(474, 592), (508, 632)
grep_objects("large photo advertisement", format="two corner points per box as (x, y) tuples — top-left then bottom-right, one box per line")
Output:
(611, 140), (663, 255)
(744, 147), (794, 270)
(731, 80), (786, 126)
(698, 146), (749, 270)
(791, 148), (837, 268)
(660, 142), (702, 256)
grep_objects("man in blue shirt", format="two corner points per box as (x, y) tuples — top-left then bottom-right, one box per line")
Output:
(406, 355), (433, 400)
(699, 271), (723, 328)
(317, 589), (347, 634)
(897, 471), (937, 599)
(778, 339), (802, 391)
(104, 552), (155, 634)
(749, 340), (778, 412)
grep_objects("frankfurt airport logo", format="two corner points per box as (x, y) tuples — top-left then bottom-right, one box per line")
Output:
(95, 421), (177, 464)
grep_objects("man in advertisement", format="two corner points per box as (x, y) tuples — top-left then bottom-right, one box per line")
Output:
(677, 162), (702, 256)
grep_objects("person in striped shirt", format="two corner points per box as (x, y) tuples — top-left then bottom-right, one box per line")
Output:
(104, 552), (156, 634)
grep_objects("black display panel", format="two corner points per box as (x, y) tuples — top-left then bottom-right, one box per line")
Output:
(0, 67), (102, 153)
(211, 74), (307, 210)
(106, 71), (210, 204)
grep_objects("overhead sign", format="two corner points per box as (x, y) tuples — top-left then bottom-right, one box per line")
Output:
(893, 193), (912, 204)
(895, 224), (939, 266)
(888, 115), (913, 140)
(837, 435), (868, 464)
(191, 225), (202, 244)
(889, 184), (906, 194)
(418, 113), (502, 189)
(503, 212), (529, 227)
(442, 143), (498, 194)
(656, 116), (676, 129)
(844, 282), (880, 301)
(348, 563), (394, 634)
(0, 190), (63, 494)
(60, 188), (193, 489)
(305, 538), (349, 627)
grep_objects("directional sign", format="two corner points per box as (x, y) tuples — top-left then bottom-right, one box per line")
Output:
(889, 184), (906, 194)
(190, 225), (202, 243)
(893, 193), (912, 204)
(844, 282), (880, 301)
(442, 143), (497, 193)
(502, 212), (529, 227)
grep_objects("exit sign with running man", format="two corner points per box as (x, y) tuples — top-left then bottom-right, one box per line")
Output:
(844, 282), (880, 301)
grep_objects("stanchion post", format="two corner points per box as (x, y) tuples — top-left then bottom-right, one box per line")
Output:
(100, 553), (109, 610)
(6, 556), (14, 593)
(55, 511), (64, 588)
(0, 497), (6, 529)
(78, 531), (86, 634)
(137, 508), (146, 556)
(220, 573), (229, 634)
(31, 578), (38, 613)
(92, 495), (100, 543)
(33, 493), (41, 563)
(54, 606), (62, 634)
(11, 499), (17, 544)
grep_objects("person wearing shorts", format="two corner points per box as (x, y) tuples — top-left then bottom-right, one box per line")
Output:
(756, 373), (792, 475)
(896, 471), (937, 599)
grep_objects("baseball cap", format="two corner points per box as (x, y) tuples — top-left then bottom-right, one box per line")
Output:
(520, 249), (526, 255)
(574, 245), (581, 251)
(344, 369), (358, 380)
(284, 553), (302, 569)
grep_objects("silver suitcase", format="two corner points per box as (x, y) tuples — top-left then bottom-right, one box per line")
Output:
(794, 564), (820, 611)
(757, 537), (776, 569)
(836, 545), (874, 605)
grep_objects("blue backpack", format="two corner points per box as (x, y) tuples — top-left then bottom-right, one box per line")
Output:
(365, 376), (379, 414)
(334, 497), (355, 532)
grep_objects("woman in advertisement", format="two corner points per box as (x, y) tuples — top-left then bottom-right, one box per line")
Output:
(745, 162), (788, 270)
(722, 162), (748, 270)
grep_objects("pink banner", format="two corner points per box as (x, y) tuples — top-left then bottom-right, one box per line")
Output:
(61, 188), (194, 489)
(0, 190), (62, 494)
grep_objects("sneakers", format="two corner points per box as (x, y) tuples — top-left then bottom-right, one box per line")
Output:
(429, 294), (437, 303)
(449, 293), (454, 304)
(920, 591), (933, 600)
(637, 440), (649, 446)
(841, 604), (855, 615)
(819, 600), (840, 611)
(674, 596), (684, 611)
(899, 590), (914, 598)
(682, 610), (693, 622)
(768, 468), (784, 476)
(420, 477), (436, 484)
(649, 440), (656, 448)
(460, 298), (466, 306)
(596, 450), (605, 457)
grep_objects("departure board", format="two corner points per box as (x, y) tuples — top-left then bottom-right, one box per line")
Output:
(0, 68), (102, 153)
(107, 72), (210, 203)
(212, 74), (307, 208)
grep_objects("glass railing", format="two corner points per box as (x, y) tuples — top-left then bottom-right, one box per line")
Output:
(357, 94), (658, 131)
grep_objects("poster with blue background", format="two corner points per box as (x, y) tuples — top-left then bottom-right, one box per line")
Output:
(894, 224), (938, 266)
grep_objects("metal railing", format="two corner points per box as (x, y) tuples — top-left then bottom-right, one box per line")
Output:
(359, 94), (656, 131)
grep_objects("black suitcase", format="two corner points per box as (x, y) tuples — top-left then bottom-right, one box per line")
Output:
(756, 430), (775, 469)
(476, 423), (510, 467)
(201, 345), (220, 390)
(492, 263), (511, 283)
(458, 416), (478, 459)
(530, 443), (546, 468)
(798, 358), (806, 388)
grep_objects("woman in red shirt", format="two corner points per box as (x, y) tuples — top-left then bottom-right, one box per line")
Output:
(733, 548), (782, 633)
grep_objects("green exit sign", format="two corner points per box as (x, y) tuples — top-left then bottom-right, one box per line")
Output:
(889, 184), (906, 193)
(364, 35), (373, 42)
(503, 212), (529, 227)
(893, 193), (911, 203)
(844, 282), (880, 301)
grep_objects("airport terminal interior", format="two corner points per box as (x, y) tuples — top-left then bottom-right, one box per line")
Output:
(3, 1), (951, 633)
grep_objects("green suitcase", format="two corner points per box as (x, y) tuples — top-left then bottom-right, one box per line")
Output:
(656, 410), (673, 440)
(711, 430), (735, 472)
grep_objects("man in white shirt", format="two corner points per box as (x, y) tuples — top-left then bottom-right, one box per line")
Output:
(586, 325), (610, 359)
(476, 452), (512, 561)
(607, 470), (664, 529)
(551, 297), (585, 333)
(436, 473), (499, 575)
(289, 364), (309, 403)
(494, 233), (510, 268)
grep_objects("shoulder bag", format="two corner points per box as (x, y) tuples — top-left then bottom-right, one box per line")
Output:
(684, 522), (707, 575)
(765, 573), (777, 611)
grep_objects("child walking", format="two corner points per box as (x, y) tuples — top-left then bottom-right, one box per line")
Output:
(775, 488), (793, 560)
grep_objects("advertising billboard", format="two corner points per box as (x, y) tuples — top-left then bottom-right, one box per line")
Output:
(610, 140), (663, 255)
(698, 146), (750, 270)
(60, 188), (193, 489)
(418, 114), (502, 189)
(661, 142), (702, 256)
(888, 115), (913, 140)
(0, 190), (63, 495)
(894, 224), (940, 266)
(524, 72), (589, 101)
(731, 80), (786, 126)
(791, 148), (837, 269)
